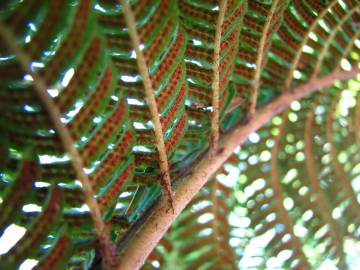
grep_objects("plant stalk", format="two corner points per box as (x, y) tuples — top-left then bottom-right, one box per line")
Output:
(115, 68), (359, 270)
(210, 0), (228, 152)
(0, 23), (114, 268)
(119, 0), (174, 212)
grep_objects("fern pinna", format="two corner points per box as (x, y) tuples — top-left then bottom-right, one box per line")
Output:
(0, 0), (359, 270)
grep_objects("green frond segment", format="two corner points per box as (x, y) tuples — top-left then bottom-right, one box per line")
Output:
(232, 0), (289, 102)
(262, 0), (360, 90)
(179, 0), (247, 152)
(95, 0), (188, 179)
(0, 151), (40, 233)
(0, 0), (134, 267)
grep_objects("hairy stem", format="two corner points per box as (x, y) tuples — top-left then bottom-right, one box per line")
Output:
(326, 94), (360, 223)
(115, 68), (359, 270)
(283, 0), (339, 91)
(119, 0), (173, 211)
(210, 0), (227, 152)
(0, 23), (114, 266)
(312, 6), (359, 78)
(248, 0), (281, 116)
(270, 112), (310, 268)
(335, 29), (360, 71)
(304, 106), (344, 259)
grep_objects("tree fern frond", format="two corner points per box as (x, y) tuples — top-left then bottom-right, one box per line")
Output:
(95, 0), (188, 181)
(0, 1), (359, 269)
(0, 186), (62, 269)
(248, 0), (288, 116)
(119, 0), (174, 211)
(33, 235), (73, 270)
(0, 19), (116, 265)
(179, 0), (246, 150)
(311, 6), (359, 78)
(0, 152), (39, 233)
(149, 76), (360, 269)
(232, 85), (360, 269)
(304, 103), (344, 253)
(117, 67), (359, 270)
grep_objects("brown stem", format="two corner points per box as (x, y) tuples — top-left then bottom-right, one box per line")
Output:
(283, 0), (339, 91)
(119, 0), (173, 212)
(115, 68), (359, 270)
(355, 95), (360, 146)
(210, 0), (228, 152)
(210, 179), (221, 262)
(334, 29), (360, 72)
(227, 65), (360, 115)
(326, 94), (360, 224)
(0, 23), (113, 266)
(270, 112), (310, 268)
(312, 6), (359, 79)
(248, 0), (281, 116)
(304, 105), (343, 258)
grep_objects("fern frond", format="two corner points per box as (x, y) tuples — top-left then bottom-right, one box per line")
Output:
(0, 1), (359, 269)
(95, 0), (188, 180)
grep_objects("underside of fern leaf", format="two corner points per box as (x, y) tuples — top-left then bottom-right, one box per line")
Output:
(0, 0), (359, 269)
